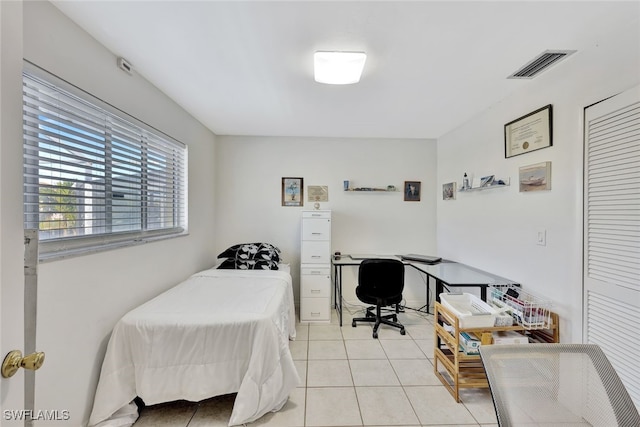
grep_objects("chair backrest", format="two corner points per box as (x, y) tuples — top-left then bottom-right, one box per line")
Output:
(479, 344), (640, 426)
(357, 258), (405, 299)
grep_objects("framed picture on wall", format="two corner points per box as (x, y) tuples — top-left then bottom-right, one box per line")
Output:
(519, 162), (551, 192)
(505, 104), (553, 158)
(307, 185), (328, 202)
(404, 181), (421, 201)
(282, 177), (303, 206)
(443, 182), (456, 200)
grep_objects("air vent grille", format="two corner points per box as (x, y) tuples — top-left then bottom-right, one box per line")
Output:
(509, 50), (576, 79)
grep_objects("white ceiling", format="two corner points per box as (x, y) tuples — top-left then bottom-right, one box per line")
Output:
(51, 1), (639, 139)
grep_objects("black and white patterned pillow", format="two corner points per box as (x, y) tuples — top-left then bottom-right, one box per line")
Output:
(217, 242), (281, 270)
(217, 257), (278, 270)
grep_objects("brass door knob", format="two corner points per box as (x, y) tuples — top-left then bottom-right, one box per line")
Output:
(1, 350), (45, 378)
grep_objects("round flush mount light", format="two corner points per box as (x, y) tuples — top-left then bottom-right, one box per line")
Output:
(314, 51), (367, 85)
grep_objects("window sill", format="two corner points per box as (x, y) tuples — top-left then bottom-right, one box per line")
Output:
(38, 231), (189, 263)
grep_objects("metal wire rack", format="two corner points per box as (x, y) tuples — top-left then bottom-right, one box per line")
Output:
(488, 285), (552, 330)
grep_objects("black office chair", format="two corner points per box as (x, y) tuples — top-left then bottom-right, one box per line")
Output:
(351, 258), (406, 338)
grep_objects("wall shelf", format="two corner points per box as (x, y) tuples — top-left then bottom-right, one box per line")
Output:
(459, 178), (510, 192)
(344, 187), (398, 192)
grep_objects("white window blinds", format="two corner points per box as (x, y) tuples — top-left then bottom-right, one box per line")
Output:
(23, 69), (187, 258)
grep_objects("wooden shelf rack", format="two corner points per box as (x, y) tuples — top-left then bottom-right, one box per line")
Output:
(434, 301), (559, 402)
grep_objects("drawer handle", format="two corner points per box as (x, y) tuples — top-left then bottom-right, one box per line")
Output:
(310, 289), (321, 293)
(311, 232), (322, 235)
(311, 312), (321, 316)
(311, 255), (322, 259)
(310, 270), (323, 274)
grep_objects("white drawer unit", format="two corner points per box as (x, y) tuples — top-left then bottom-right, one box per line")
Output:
(301, 268), (331, 298)
(300, 297), (331, 321)
(301, 241), (331, 264)
(300, 210), (331, 322)
(302, 218), (331, 240)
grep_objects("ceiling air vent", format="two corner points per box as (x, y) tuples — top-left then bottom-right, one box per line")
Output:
(508, 50), (576, 79)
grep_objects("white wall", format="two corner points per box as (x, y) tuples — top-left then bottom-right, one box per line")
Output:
(22, 2), (217, 425)
(436, 14), (640, 344)
(214, 136), (438, 307)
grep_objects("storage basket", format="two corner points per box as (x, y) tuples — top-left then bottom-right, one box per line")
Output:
(488, 285), (551, 329)
(439, 293), (497, 328)
(494, 312), (514, 327)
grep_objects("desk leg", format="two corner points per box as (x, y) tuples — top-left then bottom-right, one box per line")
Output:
(334, 265), (343, 327)
(333, 264), (337, 310)
(426, 276), (431, 314)
(416, 272), (432, 314)
(435, 280), (443, 302)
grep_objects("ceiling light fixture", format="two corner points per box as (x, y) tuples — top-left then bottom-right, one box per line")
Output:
(314, 51), (367, 85)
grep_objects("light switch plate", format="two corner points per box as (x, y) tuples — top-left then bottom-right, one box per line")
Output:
(536, 228), (547, 246)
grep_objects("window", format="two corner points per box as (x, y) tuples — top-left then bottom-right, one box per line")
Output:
(23, 66), (187, 259)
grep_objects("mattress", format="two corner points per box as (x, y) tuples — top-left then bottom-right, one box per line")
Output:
(89, 267), (299, 427)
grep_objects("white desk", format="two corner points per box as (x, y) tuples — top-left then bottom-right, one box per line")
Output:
(332, 255), (518, 326)
(409, 261), (516, 300)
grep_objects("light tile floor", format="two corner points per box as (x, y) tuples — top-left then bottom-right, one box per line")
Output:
(133, 307), (498, 427)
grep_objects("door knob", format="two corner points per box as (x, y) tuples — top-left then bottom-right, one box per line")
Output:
(1, 350), (45, 378)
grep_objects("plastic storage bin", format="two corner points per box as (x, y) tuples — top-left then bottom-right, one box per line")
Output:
(439, 293), (497, 328)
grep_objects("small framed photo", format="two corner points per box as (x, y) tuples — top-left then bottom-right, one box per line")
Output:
(505, 104), (553, 158)
(519, 162), (551, 192)
(282, 177), (303, 206)
(404, 181), (421, 201)
(443, 182), (456, 200)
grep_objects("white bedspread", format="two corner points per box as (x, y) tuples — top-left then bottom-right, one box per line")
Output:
(89, 268), (299, 427)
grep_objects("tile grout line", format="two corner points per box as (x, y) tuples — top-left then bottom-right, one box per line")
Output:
(342, 326), (365, 427)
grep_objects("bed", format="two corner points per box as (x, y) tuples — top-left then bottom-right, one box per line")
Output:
(89, 258), (299, 427)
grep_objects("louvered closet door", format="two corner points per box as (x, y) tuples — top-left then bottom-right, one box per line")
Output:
(584, 84), (640, 410)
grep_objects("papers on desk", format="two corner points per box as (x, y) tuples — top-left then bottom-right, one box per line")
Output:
(349, 254), (402, 260)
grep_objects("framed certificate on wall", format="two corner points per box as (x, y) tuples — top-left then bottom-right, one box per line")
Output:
(307, 185), (328, 202)
(505, 104), (553, 158)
